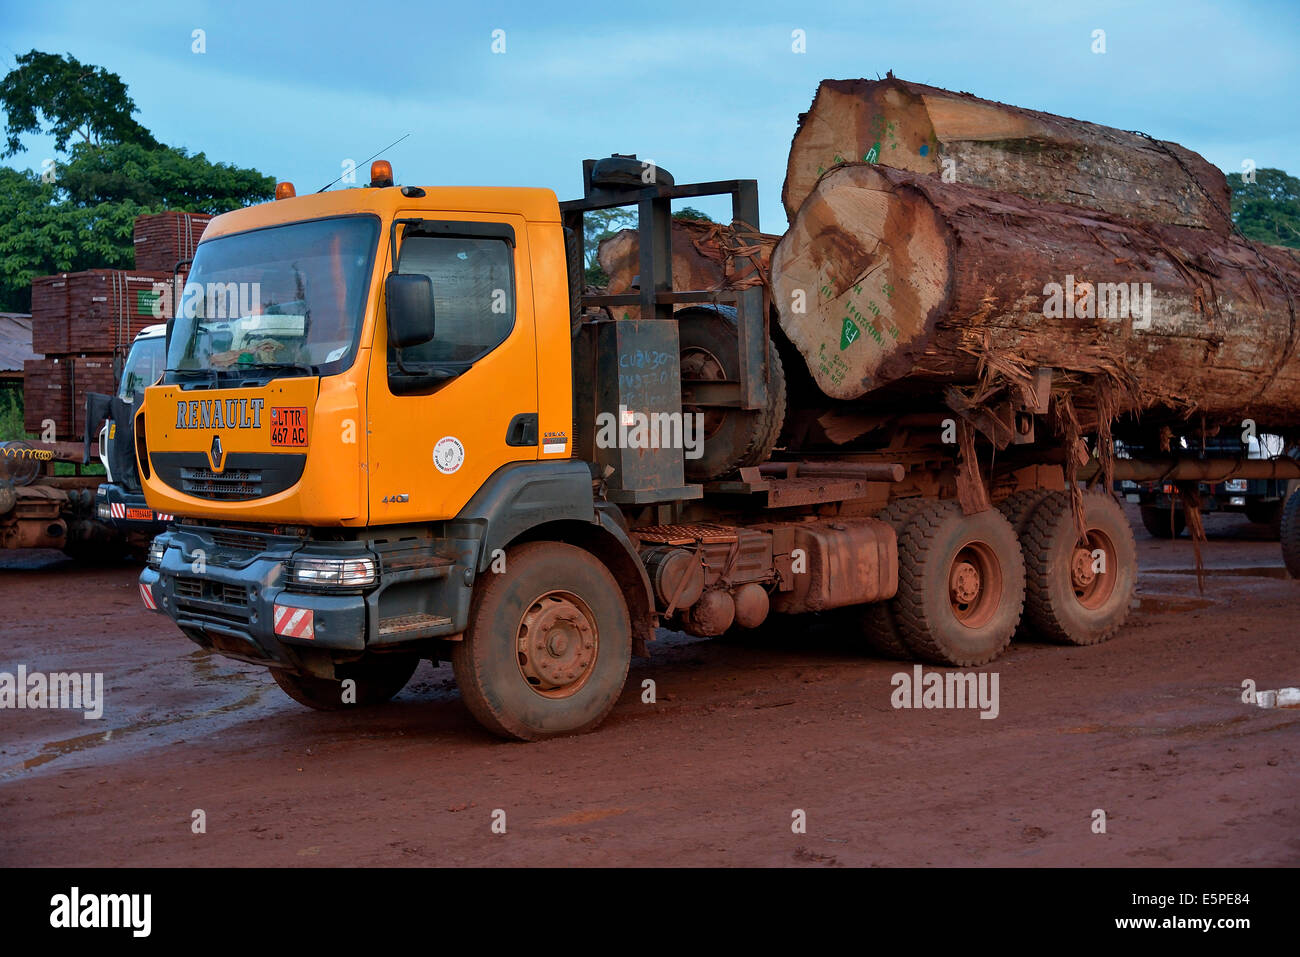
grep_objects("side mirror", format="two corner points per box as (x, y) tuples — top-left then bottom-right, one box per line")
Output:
(386, 273), (435, 349)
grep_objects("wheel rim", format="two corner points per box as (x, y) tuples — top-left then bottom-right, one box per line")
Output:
(679, 346), (728, 439)
(516, 591), (599, 699)
(947, 541), (1002, 628)
(1071, 529), (1117, 610)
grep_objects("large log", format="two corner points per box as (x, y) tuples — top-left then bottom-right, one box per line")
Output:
(782, 77), (1232, 232)
(598, 218), (778, 319)
(771, 163), (1300, 426)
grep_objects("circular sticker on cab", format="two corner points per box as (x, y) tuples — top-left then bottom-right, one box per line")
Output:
(433, 436), (465, 474)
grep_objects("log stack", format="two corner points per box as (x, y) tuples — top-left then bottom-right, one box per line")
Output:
(772, 77), (1300, 431)
(133, 211), (212, 272)
(598, 218), (778, 320)
(24, 211), (207, 438)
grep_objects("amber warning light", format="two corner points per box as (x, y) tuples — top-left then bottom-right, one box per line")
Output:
(275, 181), (296, 200)
(370, 160), (394, 188)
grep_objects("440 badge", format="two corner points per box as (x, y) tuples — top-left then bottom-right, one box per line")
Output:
(433, 436), (465, 474)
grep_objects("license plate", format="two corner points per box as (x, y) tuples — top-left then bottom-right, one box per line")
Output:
(1224, 479), (1248, 492)
(125, 507), (153, 521)
(270, 406), (308, 447)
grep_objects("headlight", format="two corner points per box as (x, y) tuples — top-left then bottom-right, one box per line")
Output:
(288, 556), (377, 589)
(147, 539), (165, 568)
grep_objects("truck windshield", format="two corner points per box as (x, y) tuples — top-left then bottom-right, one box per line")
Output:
(118, 335), (166, 402)
(166, 215), (380, 383)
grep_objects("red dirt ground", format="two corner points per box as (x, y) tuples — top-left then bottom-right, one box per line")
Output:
(1, 506), (1296, 867)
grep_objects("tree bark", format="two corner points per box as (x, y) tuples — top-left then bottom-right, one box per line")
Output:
(598, 218), (777, 320)
(782, 77), (1232, 233)
(771, 163), (1300, 427)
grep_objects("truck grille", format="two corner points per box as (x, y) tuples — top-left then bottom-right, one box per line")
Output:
(209, 529), (269, 553)
(180, 466), (263, 500)
(174, 576), (250, 621)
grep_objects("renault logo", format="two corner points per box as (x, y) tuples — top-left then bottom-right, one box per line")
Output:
(209, 434), (225, 472)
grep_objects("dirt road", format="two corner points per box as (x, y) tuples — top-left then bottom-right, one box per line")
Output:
(1, 506), (1297, 867)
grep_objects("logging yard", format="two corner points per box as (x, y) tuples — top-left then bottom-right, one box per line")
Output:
(3, 63), (1299, 869)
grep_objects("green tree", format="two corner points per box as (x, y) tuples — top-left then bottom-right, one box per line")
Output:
(1228, 167), (1300, 248)
(56, 141), (274, 212)
(0, 52), (275, 312)
(672, 206), (714, 222)
(0, 50), (158, 157)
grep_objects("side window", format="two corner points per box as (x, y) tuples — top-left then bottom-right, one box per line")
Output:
(392, 235), (515, 365)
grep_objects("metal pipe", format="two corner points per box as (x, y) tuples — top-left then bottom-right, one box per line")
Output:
(1089, 456), (1300, 482)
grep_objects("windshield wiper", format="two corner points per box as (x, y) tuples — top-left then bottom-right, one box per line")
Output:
(246, 362), (320, 377)
(164, 367), (222, 388)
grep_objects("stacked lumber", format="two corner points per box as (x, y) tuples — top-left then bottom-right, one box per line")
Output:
(24, 208), (203, 437)
(772, 77), (1300, 430)
(133, 211), (212, 272)
(21, 358), (70, 435)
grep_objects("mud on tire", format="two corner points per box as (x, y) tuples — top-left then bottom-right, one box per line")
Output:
(857, 498), (927, 659)
(272, 654), (418, 710)
(1021, 490), (1137, 645)
(890, 501), (1026, 667)
(451, 541), (631, 741)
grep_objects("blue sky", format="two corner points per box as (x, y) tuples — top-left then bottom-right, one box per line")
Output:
(2, 0), (1297, 228)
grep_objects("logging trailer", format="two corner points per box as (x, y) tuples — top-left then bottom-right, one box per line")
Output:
(134, 156), (1300, 739)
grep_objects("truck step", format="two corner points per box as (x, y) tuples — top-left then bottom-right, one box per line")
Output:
(378, 613), (452, 638)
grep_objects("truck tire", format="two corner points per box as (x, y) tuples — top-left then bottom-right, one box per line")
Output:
(451, 541), (631, 741)
(1021, 491), (1136, 645)
(271, 654), (418, 710)
(997, 488), (1056, 536)
(1281, 487), (1300, 578)
(1140, 504), (1184, 539)
(857, 498), (926, 658)
(890, 501), (1026, 667)
(678, 307), (786, 482)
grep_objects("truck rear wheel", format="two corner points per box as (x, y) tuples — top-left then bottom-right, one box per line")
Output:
(1021, 491), (1136, 645)
(1140, 504), (1184, 539)
(271, 654), (418, 710)
(678, 307), (786, 482)
(857, 498), (926, 658)
(1281, 487), (1300, 578)
(891, 501), (1025, 667)
(451, 541), (631, 741)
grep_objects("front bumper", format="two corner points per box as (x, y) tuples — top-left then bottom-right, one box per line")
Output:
(139, 524), (477, 670)
(98, 484), (172, 537)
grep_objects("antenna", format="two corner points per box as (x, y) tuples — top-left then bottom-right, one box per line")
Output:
(316, 132), (412, 193)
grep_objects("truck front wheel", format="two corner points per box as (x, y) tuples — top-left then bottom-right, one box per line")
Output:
(891, 501), (1026, 667)
(452, 541), (632, 741)
(1021, 491), (1137, 645)
(271, 654), (418, 710)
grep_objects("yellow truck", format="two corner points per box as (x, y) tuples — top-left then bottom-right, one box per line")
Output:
(138, 156), (1289, 739)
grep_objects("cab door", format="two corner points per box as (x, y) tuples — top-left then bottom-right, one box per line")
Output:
(365, 212), (539, 524)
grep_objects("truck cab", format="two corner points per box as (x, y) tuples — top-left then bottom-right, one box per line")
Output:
(88, 324), (173, 549)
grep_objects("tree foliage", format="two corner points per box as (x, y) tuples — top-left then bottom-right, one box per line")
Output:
(1228, 167), (1300, 249)
(0, 51), (274, 312)
(0, 50), (158, 157)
